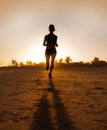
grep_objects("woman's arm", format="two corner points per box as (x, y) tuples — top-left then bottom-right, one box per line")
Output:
(43, 35), (47, 46)
(55, 36), (58, 47)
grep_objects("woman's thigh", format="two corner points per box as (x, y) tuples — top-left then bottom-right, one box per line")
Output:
(51, 53), (56, 63)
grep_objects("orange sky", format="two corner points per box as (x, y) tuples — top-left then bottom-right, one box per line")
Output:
(0, 0), (107, 65)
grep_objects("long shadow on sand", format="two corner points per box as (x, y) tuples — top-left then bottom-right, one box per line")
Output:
(49, 77), (75, 130)
(31, 77), (75, 130)
(30, 92), (54, 130)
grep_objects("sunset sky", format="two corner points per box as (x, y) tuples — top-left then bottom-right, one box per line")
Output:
(0, 0), (107, 66)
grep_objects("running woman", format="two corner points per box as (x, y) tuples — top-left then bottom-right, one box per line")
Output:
(43, 24), (58, 77)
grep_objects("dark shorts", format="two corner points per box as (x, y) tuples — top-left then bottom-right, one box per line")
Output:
(45, 48), (56, 55)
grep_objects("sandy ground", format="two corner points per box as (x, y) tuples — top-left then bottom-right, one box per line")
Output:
(0, 65), (107, 130)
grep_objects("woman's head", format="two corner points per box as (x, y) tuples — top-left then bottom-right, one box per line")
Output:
(49, 24), (55, 32)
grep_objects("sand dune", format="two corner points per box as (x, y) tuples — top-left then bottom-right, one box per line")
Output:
(0, 66), (107, 130)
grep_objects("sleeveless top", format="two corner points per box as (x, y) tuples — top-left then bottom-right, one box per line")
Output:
(45, 34), (57, 55)
(46, 34), (57, 44)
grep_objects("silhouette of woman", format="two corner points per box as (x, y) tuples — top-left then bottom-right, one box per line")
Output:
(43, 24), (58, 77)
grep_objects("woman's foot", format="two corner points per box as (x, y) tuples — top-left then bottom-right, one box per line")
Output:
(46, 65), (49, 71)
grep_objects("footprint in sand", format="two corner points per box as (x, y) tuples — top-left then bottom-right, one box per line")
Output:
(93, 81), (103, 85)
(0, 111), (19, 122)
(93, 87), (104, 90)
(31, 78), (42, 85)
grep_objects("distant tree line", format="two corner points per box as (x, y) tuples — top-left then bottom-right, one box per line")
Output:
(10, 59), (37, 67)
(91, 57), (107, 66)
(9, 56), (73, 67)
(58, 57), (107, 67)
(58, 56), (72, 64)
(0, 56), (107, 67)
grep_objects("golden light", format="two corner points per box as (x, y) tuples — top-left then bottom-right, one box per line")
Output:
(25, 45), (45, 63)
(23, 43), (70, 64)
(56, 47), (68, 60)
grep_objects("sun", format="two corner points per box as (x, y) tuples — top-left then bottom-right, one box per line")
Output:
(25, 45), (45, 63)
(23, 43), (69, 64)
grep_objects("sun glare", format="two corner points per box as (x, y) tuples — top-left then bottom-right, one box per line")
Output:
(56, 47), (68, 60)
(25, 45), (45, 63)
(23, 43), (70, 64)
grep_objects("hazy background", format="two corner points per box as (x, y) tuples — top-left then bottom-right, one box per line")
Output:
(0, 0), (107, 65)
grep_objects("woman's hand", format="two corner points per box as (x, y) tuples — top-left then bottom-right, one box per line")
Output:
(44, 44), (47, 46)
(56, 43), (58, 47)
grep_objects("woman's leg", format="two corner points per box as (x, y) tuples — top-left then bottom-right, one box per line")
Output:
(45, 54), (50, 70)
(49, 53), (56, 76)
